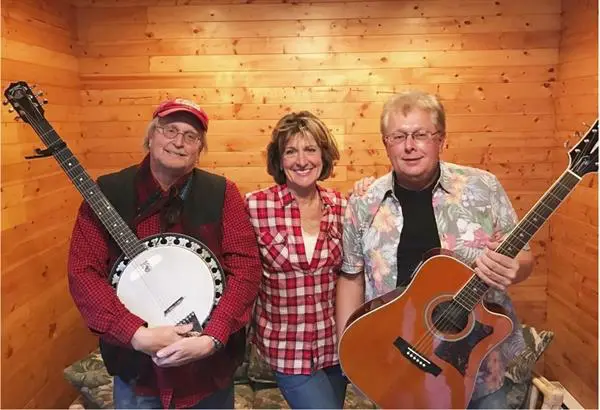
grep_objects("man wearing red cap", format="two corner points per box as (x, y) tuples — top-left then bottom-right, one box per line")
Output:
(68, 99), (262, 408)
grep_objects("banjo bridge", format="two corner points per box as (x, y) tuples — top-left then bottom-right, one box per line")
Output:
(164, 296), (184, 315)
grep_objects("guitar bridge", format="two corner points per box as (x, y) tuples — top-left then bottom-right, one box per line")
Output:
(394, 337), (441, 376)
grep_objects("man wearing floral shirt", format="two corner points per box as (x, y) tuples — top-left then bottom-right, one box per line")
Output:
(336, 90), (535, 408)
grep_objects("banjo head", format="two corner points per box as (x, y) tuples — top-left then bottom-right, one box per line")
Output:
(109, 233), (224, 332)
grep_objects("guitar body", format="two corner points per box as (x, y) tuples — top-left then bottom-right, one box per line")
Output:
(339, 253), (513, 409)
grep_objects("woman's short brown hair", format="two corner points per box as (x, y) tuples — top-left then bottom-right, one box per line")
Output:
(266, 111), (340, 185)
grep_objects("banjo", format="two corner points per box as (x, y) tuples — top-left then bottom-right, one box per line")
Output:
(4, 81), (224, 333)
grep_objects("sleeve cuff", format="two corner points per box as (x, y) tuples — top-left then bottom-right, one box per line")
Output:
(341, 263), (364, 275)
(203, 319), (229, 346)
(111, 313), (146, 346)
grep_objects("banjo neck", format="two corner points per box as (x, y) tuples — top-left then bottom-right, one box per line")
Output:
(4, 82), (144, 259)
(53, 143), (145, 259)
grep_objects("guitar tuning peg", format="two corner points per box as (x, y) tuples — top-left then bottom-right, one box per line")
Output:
(36, 91), (44, 97)
(31, 84), (37, 88)
(14, 116), (20, 122)
(2, 100), (8, 105)
(42, 99), (49, 105)
(8, 107), (14, 113)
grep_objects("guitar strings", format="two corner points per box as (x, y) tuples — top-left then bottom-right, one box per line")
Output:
(421, 174), (577, 346)
(413, 130), (596, 354)
(410, 158), (590, 356)
(410, 173), (577, 357)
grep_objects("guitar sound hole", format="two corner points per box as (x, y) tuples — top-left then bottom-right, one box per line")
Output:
(431, 301), (469, 334)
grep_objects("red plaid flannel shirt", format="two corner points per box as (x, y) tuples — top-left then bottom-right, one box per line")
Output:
(68, 156), (262, 408)
(245, 184), (346, 374)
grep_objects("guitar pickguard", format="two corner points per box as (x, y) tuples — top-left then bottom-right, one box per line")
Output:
(434, 320), (493, 376)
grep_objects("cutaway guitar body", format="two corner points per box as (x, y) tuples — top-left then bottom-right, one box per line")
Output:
(339, 252), (512, 409)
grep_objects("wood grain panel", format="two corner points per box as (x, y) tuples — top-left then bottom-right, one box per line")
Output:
(80, 66), (558, 89)
(143, 1), (560, 22)
(2, 0), (576, 407)
(80, 32), (560, 57)
(546, 0), (598, 407)
(79, 83), (555, 106)
(1, 1), (93, 409)
(78, 15), (561, 42)
(143, 50), (559, 73)
(2, 38), (79, 71)
(78, 99), (555, 123)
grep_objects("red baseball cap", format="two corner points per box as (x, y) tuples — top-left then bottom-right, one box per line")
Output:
(153, 98), (209, 130)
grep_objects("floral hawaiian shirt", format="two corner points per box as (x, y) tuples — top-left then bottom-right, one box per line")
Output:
(342, 161), (528, 400)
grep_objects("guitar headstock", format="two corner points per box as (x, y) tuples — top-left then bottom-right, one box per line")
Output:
(569, 119), (598, 178)
(3, 81), (47, 124)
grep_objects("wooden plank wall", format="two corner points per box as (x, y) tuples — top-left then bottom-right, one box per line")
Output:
(1, 1), (97, 408)
(7, 0), (593, 407)
(74, 0), (560, 331)
(545, 0), (598, 407)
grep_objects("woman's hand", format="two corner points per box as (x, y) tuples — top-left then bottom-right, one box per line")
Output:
(347, 176), (375, 198)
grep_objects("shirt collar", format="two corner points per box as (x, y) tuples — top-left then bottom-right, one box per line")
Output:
(375, 161), (453, 204)
(136, 154), (194, 205)
(437, 161), (453, 194)
(277, 183), (335, 208)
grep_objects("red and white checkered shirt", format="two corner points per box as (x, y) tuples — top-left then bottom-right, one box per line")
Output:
(245, 184), (346, 375)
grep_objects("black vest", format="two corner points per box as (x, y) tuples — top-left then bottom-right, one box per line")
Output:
(96, 165), (242, 381)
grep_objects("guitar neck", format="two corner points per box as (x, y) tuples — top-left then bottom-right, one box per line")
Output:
(37, 121), (145, 259)
(458, 171), (582, 310)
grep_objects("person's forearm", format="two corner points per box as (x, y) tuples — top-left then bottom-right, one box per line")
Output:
(336, 273), (365, 343)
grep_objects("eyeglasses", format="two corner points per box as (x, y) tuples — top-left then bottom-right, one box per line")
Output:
(156, 125), (202, 145)
(383, 130), (441, 146)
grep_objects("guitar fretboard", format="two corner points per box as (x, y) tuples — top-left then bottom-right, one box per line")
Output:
(455, 171), (581, 311)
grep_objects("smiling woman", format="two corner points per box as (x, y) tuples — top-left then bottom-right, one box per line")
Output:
(244, 111), (348, 409)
